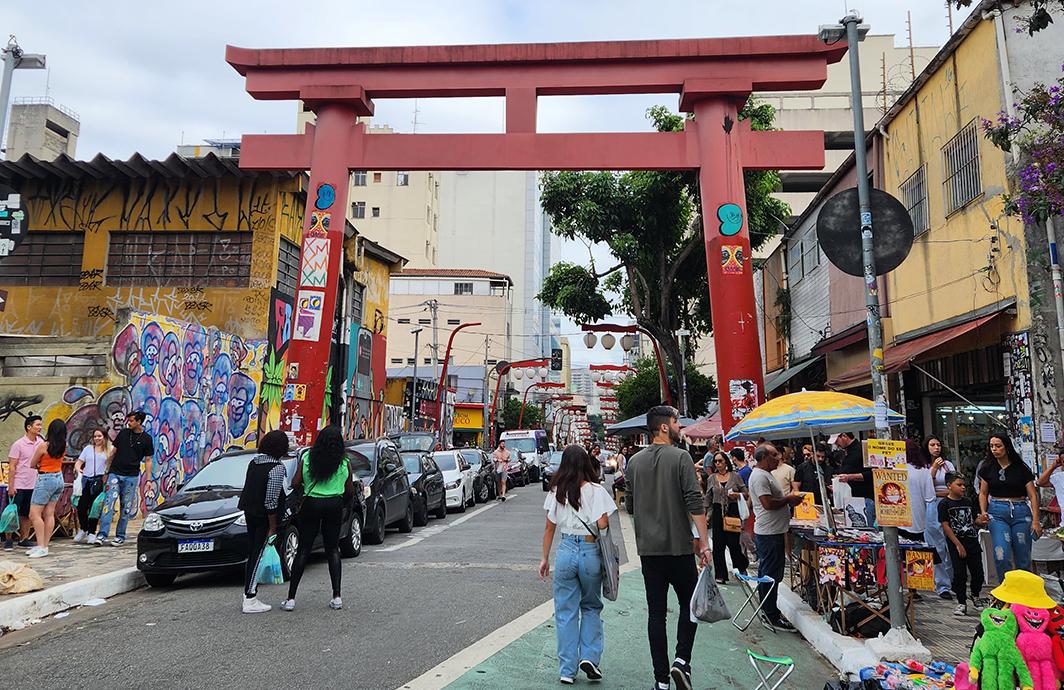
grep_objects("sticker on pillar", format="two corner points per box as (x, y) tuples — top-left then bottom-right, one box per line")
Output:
(315, 183), (336, 210)
(728, 379), (757, 421)
(283, 384), (296, 402)
(287, 363), (299, 381)
(299, 237), (330, 288)
(307, 211), (331, 238)
(293, 289), (325, 341)
(721, 245), (744, 275)
(717, 203), (743, 237)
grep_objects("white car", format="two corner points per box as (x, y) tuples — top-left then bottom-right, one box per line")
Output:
(433, 450), (475, 513)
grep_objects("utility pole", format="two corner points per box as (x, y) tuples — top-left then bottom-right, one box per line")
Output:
(677, 329), (690, 415)
(482, 333), (490, 451)
(425, 299), (440, 389)
(410, 326), (423, 431)
(842, 10), (907, 635)
(0, 37), (47, 158)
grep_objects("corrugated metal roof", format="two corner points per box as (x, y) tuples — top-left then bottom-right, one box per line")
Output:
(0, 152), (298, 183)
(396, 267), (513, 284)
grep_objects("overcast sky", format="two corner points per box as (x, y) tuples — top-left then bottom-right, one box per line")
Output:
(6, 0), (972, 368)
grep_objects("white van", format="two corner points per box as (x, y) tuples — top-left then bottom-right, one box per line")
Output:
(499, 429), (550, 479)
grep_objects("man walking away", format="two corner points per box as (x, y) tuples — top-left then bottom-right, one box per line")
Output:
(5, 415), (43, 549)
(493, 440), (511, 502)
(97, 411), (154, 546)
(748, 443), (804, 631)
(626, 406), (710, 690)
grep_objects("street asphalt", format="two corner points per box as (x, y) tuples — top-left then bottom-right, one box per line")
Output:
(0, 482), (613, 689)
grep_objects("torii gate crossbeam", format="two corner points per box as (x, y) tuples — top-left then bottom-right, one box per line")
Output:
(228, 36), (847, 444)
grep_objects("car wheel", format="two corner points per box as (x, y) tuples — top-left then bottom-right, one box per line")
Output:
(397, 499), (414, 533)
(364, 504), (386, 545)
(281, 525), (300, 579)
(466, 486), (476, 508)
(455, 490), (467, 513)
(340, 514), (362, 558)
(144, 573), (176, 588)
(414, 497), (429, 527)
(434, 494), (448, 519)
(476, 479), (489, 504)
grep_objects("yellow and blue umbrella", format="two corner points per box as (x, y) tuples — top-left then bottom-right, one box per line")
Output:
(724, 390), (904, 442)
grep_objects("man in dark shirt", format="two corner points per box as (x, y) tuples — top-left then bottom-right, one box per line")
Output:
(97, 411), (155, 546)
(834, 432), (876, 527)
(794, 443), (834, 504)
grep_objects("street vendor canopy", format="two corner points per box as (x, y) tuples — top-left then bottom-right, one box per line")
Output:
(724, 390), (904, 441)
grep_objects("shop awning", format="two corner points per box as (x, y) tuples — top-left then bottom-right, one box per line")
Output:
(682, 410), (723, 440)
(825, 313), (998, 390)
(764, 356), (822, 393)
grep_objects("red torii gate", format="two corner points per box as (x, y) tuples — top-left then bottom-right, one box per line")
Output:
(227, 36), (847, 444)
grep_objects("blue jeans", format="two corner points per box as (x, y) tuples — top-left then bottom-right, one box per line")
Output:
(987, 499), (1033, 580)
(924, 497), (953, 593)
(553, 535), (604, 679)
(97, 475), (139, 541)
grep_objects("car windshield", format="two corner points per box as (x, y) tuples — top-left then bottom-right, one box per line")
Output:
(433, 452), (458, 471)
(347, 444), (376, 479)
(460, 451), (482, 467)
(504, 438), (537, 454)
(183, 453), (254, 491)
(548, 451), (563, 466)
(401, 453), (422, 474)
(394, 434), (436, 452)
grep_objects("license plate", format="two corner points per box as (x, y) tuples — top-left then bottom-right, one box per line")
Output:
(177, 539), (214, 553)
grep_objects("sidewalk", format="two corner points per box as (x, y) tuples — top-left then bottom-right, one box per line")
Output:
(0, 519), (144, 629)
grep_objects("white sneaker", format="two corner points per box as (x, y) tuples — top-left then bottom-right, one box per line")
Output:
(281, 599), (295, 611)
(953, 603), (967, 617)
(329, 597), (343, 610)
(27, 546), (49, 559)
(242, 597), (272, 614)
(73, 530), (86, 543)
(85, 534), (98, 545)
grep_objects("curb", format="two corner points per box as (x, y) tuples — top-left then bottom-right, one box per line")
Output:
(0, 567), (145, 630)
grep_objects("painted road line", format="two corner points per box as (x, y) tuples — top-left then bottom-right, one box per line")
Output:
(396, 497), (637, 690)
(370, 498), (503, 553)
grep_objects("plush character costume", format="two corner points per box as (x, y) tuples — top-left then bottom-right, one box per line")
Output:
(1011, 604), (1056, 690)
(1046, 606), (1064, 678)
(969, 608), (1034, 690)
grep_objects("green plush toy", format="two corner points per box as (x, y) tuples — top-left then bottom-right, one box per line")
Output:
(969, 608), (1034, 690)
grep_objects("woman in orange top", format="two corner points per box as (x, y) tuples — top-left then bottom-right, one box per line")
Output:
(27, 420), (68, 558)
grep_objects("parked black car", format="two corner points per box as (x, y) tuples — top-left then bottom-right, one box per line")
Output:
(402, 450), (446, 525)
(507, 454), (529, 488)
(390, 432), (439, 453)
(347, 439), (414, 545)
(541, 450), (563, 491)
(136, 448), (365, 588)
(459, 449), (497, 503)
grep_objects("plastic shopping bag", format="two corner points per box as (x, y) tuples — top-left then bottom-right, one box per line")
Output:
(72, 471), (84, 498)
(737, 497), (750, 521)
(832, 477), (852, 511)
(256, 536), (285, 585)
(690, 565), (731, 624)
(0, 503), (19, 533)
(88, 491), (107, 520)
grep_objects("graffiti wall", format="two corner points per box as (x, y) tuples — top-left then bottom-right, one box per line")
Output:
(1003, 332), (1038, 470)
(43, 311), (265, 515)
(344, 326), (389, 440)
(260, 288), (294, 433)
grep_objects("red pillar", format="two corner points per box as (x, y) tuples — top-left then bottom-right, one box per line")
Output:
(692, 97), (765, 436)
(280, 103), (356, 446)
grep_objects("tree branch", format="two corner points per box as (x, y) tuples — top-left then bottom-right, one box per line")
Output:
(665, 230), (703, 287)
(594, 262), (625, 279)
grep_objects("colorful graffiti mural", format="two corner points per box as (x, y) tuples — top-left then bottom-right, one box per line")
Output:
(345, 326), (389, 440)
(43, 312), (265, 515)
(260, 288), (294, 433)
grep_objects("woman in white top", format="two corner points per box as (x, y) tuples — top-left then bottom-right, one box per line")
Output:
(923, 435), (957, 597)
(539, 445), (616, 686)
(74, 427), (110, 545)
(901, 440), (933, 542)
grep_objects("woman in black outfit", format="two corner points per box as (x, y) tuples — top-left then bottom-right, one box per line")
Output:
(237, 430), (289, 614)
(703, 451), (750, 584)
(283, 426), (354, 611)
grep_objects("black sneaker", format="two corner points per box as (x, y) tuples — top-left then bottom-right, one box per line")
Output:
(771, 617), (797, 632)
(580, 660), (603, 681)
(939, 591), (954, 600)
(3, 540), (12, 551)
(671, 660), (692, 690)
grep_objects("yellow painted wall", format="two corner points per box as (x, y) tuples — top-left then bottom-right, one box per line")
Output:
(0, 175), (303, 341)
(883, 19), (1027, 337)
(346, 239), (393, 336)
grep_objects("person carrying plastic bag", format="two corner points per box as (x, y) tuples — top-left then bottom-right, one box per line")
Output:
(690, 565), (731, 623)
(237, 430), (290, 614)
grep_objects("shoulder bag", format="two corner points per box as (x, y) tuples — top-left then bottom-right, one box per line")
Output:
(575, 510), (621, 602)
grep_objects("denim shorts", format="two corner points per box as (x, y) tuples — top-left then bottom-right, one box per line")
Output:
(30, 472), (64, 505)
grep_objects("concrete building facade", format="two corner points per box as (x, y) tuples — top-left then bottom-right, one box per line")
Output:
(4, 98), (80, 161)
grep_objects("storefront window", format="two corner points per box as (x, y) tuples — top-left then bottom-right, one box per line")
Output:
(932, 402), (1008, 488)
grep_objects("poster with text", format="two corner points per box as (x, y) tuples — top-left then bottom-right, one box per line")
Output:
(905, 550), (935, 591)
(864, 438), (907, 469)
(873, 468), (912, 527)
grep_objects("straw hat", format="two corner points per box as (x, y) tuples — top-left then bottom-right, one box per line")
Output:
(990, 570), (1058, 609)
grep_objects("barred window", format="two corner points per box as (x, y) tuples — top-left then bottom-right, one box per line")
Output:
(276, 237), (300, 296)
(349, 281), (365, 325)
(786, 238), (803, 284)
(0, 231), (83, 286)
(942, 120), (982, 215)
(801, 230), (819, 274)
(107, 231), (252, 287)
(900, 165), (929, 235)
(454, 282), (473, 295)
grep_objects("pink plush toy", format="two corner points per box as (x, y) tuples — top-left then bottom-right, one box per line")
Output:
(1011, 604), (1057, 690)
(953, 662), (976, 690)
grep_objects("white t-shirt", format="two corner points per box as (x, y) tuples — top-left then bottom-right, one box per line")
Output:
(78, 445), (108, 477)
(544, 482), (617, 536)
(1049, 467), (1064, 504)
(904, 466), (934, 533)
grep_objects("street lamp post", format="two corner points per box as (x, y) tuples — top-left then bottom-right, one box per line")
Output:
(487, 357), (550, 447)
(433, 321), (482, 431)
(677, 328), (690, 415)
(409, 326), (423, 431)
(519, 381), (565, 428)
(0, 37), (46, 158)
(581, 324), (674, 409)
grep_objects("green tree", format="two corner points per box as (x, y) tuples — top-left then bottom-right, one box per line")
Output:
(952, 1), (1061, 35)
(501, 396), (543, 430)
(538, 100), (788, 413)
(615, 356), (716, 421)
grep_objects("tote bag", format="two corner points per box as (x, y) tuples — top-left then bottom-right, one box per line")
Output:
(576, 514), (621, 602)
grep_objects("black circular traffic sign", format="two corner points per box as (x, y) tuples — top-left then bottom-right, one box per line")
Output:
(816, 187), (914, 277)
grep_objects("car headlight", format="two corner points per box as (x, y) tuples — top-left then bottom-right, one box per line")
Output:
(143, 513), (164, 533)
(445, 479), (461, 489)
(234, 511), (247, 526)
(363, 485), (372, 499)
